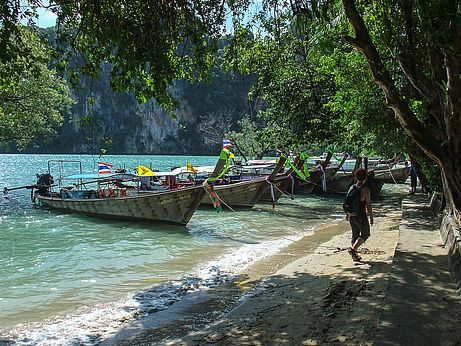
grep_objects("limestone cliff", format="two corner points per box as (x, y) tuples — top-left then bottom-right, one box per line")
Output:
(38, 68), (254, 155)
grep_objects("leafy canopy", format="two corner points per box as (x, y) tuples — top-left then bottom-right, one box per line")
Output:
(56, 1), (232, 111)
(0, 27), (73, 148)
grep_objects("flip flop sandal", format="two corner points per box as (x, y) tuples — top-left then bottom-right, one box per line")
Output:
(348, 249), (362, 262)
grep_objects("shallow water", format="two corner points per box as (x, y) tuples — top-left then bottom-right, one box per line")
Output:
(0, 154), (407, 344)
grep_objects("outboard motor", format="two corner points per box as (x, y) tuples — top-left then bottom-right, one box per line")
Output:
(36, 173), (54, 196)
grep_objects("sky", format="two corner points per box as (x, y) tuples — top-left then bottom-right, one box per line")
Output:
(36, 7), (57, 28)
(35, 2), (264, 31)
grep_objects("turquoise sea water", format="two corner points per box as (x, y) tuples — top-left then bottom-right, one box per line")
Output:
(0, 154), (406, 344)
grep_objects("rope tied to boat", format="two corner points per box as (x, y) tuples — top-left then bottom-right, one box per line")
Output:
(385, 164), (398, 184)
(267, 174), (297, 201)
(289, 174), (295, 199)
(319, 165), (327, 192)
(203, 181), (222, 212)
(215, 193), (236, 213)
(265, 176), (277, 209)
(202, 181), (235, 213)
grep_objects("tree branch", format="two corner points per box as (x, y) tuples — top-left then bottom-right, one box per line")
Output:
(395, 0), (438, 101)
(341, 0), (442, 161)
(444, 24), (461, 154)
(395, 51), (439, 103)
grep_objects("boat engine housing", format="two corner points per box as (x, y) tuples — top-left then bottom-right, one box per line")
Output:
(36, 173), (54, 196)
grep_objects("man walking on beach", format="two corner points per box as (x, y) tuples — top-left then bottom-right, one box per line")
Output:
(344, 168), (374, 262)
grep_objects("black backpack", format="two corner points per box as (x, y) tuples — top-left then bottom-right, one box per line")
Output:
(343, 185), (362, 216)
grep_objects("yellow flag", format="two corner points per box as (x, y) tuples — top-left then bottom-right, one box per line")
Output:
(223, 148), (235, 159)
(138, 165), (154, 176)
(186, 161), (198, 173)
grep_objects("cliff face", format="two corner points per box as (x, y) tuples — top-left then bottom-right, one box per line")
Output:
(0, 27), (254, 155)
(35, 67), (254, 155)
(123, 97), (192, 154)
(2, 27), (255, 155)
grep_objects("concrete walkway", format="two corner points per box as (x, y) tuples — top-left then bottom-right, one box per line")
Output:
(374, 193), (461, 345)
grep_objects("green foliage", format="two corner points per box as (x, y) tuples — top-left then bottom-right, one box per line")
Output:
(51, 1), (227, 112)
(418, 155), (443, 192)
(10, 27), (255, 155)
(320, 47), (412, 156)
(1, 1), (231, 113)
(2, 0), (456, 187)
(0, 64), (73, 148)
(0, 28), (73, 149)
(224, 18), (346, 151)
(0, 1), (42, 66)
(226, 116), (283, 159)
(222, 0), (432, 164)
(0, 25), (49, 92)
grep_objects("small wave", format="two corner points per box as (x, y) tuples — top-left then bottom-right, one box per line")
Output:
(1, 227), (316, 345)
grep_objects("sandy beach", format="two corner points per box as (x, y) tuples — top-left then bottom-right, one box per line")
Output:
(104, 200), (404, 345)
(172, 218), (401, 345)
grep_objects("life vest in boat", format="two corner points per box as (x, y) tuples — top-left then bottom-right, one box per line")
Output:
(99, 188), (116, 198)
(168, 176), (178, 189)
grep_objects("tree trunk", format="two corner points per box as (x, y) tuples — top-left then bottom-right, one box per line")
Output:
(341, 0), (461, 224)
(440, 157), (461, 222)
(408, 153), (430, 194)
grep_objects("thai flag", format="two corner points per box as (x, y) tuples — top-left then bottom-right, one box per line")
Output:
(98, 162), (112, 174)
(223, 139), (233, 148)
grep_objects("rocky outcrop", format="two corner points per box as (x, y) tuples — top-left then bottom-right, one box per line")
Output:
(66, 72), (191, 154)
(35, 68), (254, 155)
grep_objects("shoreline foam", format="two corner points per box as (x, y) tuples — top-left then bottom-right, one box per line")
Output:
(1, 217), (340, 345)
(100, 219), (357, 345)
(103, 205), (403, 345)
(163, 211), (402, 345)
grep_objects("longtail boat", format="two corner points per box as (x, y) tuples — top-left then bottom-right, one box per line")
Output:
(327, 171), (384, 196)
(259, 155), (304, 202)
(310, 152), (346, 194)
(201, 178), (271, 208)
(330, 156), (409, 184)
(36, 183), (205, 225)
(259, 173), (293, 202)
(372, 165), (409, 184)
(201, 155), (287, 208)
(260, 152), (335, 200)
(5, 159), (224, 226)
(323, 157), (384, 196)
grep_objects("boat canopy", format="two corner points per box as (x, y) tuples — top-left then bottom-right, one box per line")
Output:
(237, 164), (275, 170)
(151, 166), (217, 177)
(246, 159), (276, 165)
(64, 166), (218, 180)
(63, 173), (139, 180)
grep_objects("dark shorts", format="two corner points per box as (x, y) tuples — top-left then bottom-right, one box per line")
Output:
(410, 176), (417, 187)
(349, 213), (370, 243)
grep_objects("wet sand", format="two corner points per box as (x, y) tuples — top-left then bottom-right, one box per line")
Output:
(104, 205), (402, 345)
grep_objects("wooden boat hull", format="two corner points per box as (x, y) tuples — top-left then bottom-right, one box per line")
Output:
(312, 167), (342, 194)
(201, 178), (268, 208)
(260, 174), (293, 202)
(36, 186), (206, 225)
(368, 178), (384, 196)
(320, 172), (384, 196)
(325, 172), (355, 194)
(295, 179), (316, 194)
(373, 166), (409, 184)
